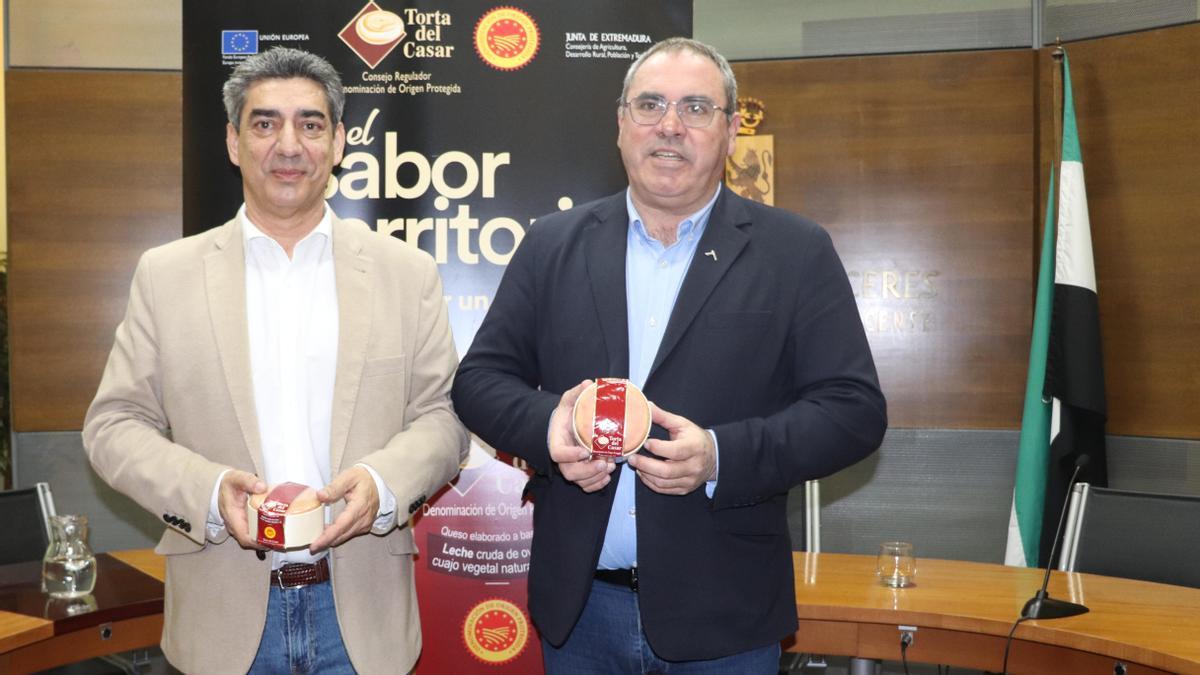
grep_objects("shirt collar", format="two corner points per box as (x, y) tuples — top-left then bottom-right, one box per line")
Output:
(239, 203), (333, 248)
(625, 184), (722, 246)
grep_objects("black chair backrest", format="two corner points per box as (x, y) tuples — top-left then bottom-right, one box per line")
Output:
(1073, 486), (1200, 588)
(0, 483), (55, 565)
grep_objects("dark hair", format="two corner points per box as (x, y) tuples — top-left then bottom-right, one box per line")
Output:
(620, 37), (737, 113)
(222, 47), (345, 130)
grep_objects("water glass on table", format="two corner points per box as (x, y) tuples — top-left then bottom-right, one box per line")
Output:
(877, 541), (917, 588)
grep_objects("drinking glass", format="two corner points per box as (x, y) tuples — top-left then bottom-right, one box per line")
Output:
(877, 541), (917, 588)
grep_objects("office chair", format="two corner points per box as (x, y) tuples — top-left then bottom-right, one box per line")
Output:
(0, 482), (57, 565)
(1059, 482), (1200, 588)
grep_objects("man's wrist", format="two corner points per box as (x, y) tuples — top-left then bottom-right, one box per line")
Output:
(705, 429), (720, 497)
(207, 469), (232, 541)
(355, 462), (396, 518)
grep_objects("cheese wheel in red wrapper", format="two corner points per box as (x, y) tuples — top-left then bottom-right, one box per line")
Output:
(246, 482), (325, 550)
(572, 378), (652, 459)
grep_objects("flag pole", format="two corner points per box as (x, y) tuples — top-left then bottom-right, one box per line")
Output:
(1051, 38), (1064, 206)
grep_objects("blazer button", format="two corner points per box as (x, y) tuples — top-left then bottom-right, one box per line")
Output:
(162, 514), (171, 523)
(183, 522), (192, 533)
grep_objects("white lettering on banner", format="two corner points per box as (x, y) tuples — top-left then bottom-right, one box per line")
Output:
(334, 141), (509, 200)
(404, 43), (456, 58)
(359, 206), (525, 266)
(496, 502), (534, 519)
(402, 8), (451, 26)
(442, 542), (474, 558)
(427, 531), (532, 580)
(332, 110), (578, 265)
(563, 31), (652, 61)
(345, 108), (378, 146)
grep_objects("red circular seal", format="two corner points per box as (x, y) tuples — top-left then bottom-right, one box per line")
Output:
(474, 7), (540, 71)
(462, 598), (529, 665)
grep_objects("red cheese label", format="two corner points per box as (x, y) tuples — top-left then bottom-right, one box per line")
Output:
(256, 482), (307, 549)
(591, 378), (627, 459)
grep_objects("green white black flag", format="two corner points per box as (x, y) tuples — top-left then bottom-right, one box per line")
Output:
(1005, 51), (1107, 568)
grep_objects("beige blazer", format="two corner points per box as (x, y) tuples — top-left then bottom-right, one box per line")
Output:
(83, 215), (468, 674)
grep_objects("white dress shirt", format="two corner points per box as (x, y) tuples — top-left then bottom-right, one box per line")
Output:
(207, 205), (395, 566)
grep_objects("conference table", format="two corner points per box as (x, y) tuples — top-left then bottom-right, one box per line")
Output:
(4, 550), (1200, 674)
(0, 551), (163, 674)
(790, 552), (1200, 674)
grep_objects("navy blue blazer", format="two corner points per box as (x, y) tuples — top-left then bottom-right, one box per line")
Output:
(453, 186), (887, 660)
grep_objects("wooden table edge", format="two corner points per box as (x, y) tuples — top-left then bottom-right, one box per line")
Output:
(791, 552), (1200, 675)
(0, 613), (54, 654)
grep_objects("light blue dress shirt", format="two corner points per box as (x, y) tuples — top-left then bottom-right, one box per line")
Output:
(596, 186), (721, 570)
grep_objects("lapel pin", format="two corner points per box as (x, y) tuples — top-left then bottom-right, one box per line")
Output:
(704, 250), (718, 261)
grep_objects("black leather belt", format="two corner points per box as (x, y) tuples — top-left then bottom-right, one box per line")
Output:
(594, 567), (638, 592)
(270, 558), (330, 589)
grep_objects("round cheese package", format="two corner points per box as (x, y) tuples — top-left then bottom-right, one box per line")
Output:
(572, 378), (652, 459)
(247, 482), (325, 550)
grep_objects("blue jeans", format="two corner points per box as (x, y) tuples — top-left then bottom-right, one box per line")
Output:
(542, 579), (781, 674)
(248, 581), (356, 674)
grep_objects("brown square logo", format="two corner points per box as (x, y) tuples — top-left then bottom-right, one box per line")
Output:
(338, 2), (407, 69)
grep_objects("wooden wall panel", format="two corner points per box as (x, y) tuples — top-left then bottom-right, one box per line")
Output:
(1038, 25), (1200, 439)
(7, 71), (181, 431)
(733, 51), (1037, 429)
(6, 25), (1196, 439)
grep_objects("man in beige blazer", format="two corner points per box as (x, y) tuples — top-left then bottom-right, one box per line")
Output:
(83, 47), (467, 674)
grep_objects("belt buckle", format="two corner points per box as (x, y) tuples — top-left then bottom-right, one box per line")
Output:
(272, 563), (298, 589)
(273, 561), (321, 589)
(629, 567), (638, 593)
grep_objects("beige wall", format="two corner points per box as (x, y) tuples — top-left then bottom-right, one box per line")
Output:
(7, 0), (181, 70)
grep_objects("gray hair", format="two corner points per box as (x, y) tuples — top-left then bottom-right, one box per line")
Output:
(620, 37), (737, 115)
(222, 47), (345, 130)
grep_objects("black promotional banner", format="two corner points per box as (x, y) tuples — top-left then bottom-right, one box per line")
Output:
(184, 2), (690, 670)
(184, 0), (690, 356)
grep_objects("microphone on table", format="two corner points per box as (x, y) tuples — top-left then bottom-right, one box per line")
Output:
(1020, 454), (1090, 620)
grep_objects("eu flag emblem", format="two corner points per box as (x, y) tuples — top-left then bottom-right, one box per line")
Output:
(222, 31), (259, 55)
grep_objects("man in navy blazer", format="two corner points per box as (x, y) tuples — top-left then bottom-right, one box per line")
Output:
(453, 37), (886, 672)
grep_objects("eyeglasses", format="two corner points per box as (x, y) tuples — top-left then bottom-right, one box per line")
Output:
(618, 95), (730, 128)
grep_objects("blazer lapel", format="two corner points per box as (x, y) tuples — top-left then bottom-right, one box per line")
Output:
(328, 217), (373, 474)
(583, 194), (631, 376)
(648, 188), (751, 380)
(204, 219), (264, 476)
